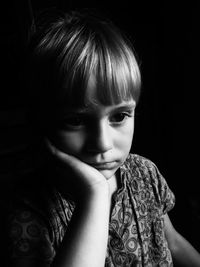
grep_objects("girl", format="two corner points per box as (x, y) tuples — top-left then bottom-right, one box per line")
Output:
(7, 8), (200, 267)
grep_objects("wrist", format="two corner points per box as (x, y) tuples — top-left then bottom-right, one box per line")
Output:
(76, 182), (111, 207)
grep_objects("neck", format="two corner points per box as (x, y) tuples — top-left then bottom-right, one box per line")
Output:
(108, 173), (118, 196)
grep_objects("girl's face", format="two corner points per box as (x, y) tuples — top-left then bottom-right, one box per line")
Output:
(50, 77), (136, 180)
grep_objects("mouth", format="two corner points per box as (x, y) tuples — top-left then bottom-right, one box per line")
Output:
(89, 161), (117, 170)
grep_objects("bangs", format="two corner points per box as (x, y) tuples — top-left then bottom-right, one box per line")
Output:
(26, 10), (142, 130)
(59, 25), (141, 107)
(94, 45), (141, 105)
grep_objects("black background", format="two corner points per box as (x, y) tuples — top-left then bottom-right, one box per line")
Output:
(0, 1), (199, 251)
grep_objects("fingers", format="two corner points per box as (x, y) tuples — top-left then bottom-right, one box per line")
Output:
(44, 138), (72, 164)
(45, 138), (56, 154)
(44, 138), (108, 200)
(44, 138), (92, 178)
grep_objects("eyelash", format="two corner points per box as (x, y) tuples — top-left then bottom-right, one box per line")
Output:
(109, 112), (132, 124)
(59, 112), (133, 130)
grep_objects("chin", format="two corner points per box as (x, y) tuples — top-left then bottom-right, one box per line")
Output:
(97, 167), (119, 180)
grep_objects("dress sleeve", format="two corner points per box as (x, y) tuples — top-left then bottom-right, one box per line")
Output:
(7, 206), (55, 266)
(149, 161), (175, 215)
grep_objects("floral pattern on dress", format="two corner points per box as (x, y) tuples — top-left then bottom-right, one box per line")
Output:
(106, 154), (175, 266)
(8, 154), (175, 266)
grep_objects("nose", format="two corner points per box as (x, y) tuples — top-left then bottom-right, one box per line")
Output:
(87, 120), (113, 153)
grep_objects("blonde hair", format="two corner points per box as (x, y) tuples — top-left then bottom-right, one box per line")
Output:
(26, 9), (141, 124)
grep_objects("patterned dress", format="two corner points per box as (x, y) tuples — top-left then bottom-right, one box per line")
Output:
(7, 154), (175, 266)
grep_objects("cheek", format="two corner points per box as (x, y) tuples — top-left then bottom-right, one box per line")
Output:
(115, 119), (134, 152)
(50, 131), (85, 155)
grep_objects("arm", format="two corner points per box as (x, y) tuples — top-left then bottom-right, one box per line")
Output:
(47, 142), (111, 267)
(8, 143), (111, 267)
(52, 182), (110, 267)
(164, 214), (200, 267)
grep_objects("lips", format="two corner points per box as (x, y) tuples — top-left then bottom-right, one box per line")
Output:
(89, 161), (117, 170)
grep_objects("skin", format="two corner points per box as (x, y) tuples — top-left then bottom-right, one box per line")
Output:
(43, 74), (135, 267)
(47, 77), (200, 267)
(14, 77), (200, 266)
(49, 99), (136, 183)
(47, 73), (136, 201)
(47, 99), (136, 205)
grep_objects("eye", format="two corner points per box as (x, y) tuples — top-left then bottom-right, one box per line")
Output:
(58, 115), (85, 130)
(109, 112), (130, 124)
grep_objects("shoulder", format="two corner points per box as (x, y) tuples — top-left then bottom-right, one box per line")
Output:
(6, 203), (56, 266)
(121, 153), (175, 213)
(5, 173), (73, 262)
(122, 153), (167, 186)
(122, 153), (160, 178)
(5, 183), (73, 265)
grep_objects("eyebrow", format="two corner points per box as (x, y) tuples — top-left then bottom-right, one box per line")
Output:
(63, 102), (136, 115)
(110, 103), (136, 113)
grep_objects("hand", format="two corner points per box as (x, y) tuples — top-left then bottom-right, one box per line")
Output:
(45, 139), (109, 203)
